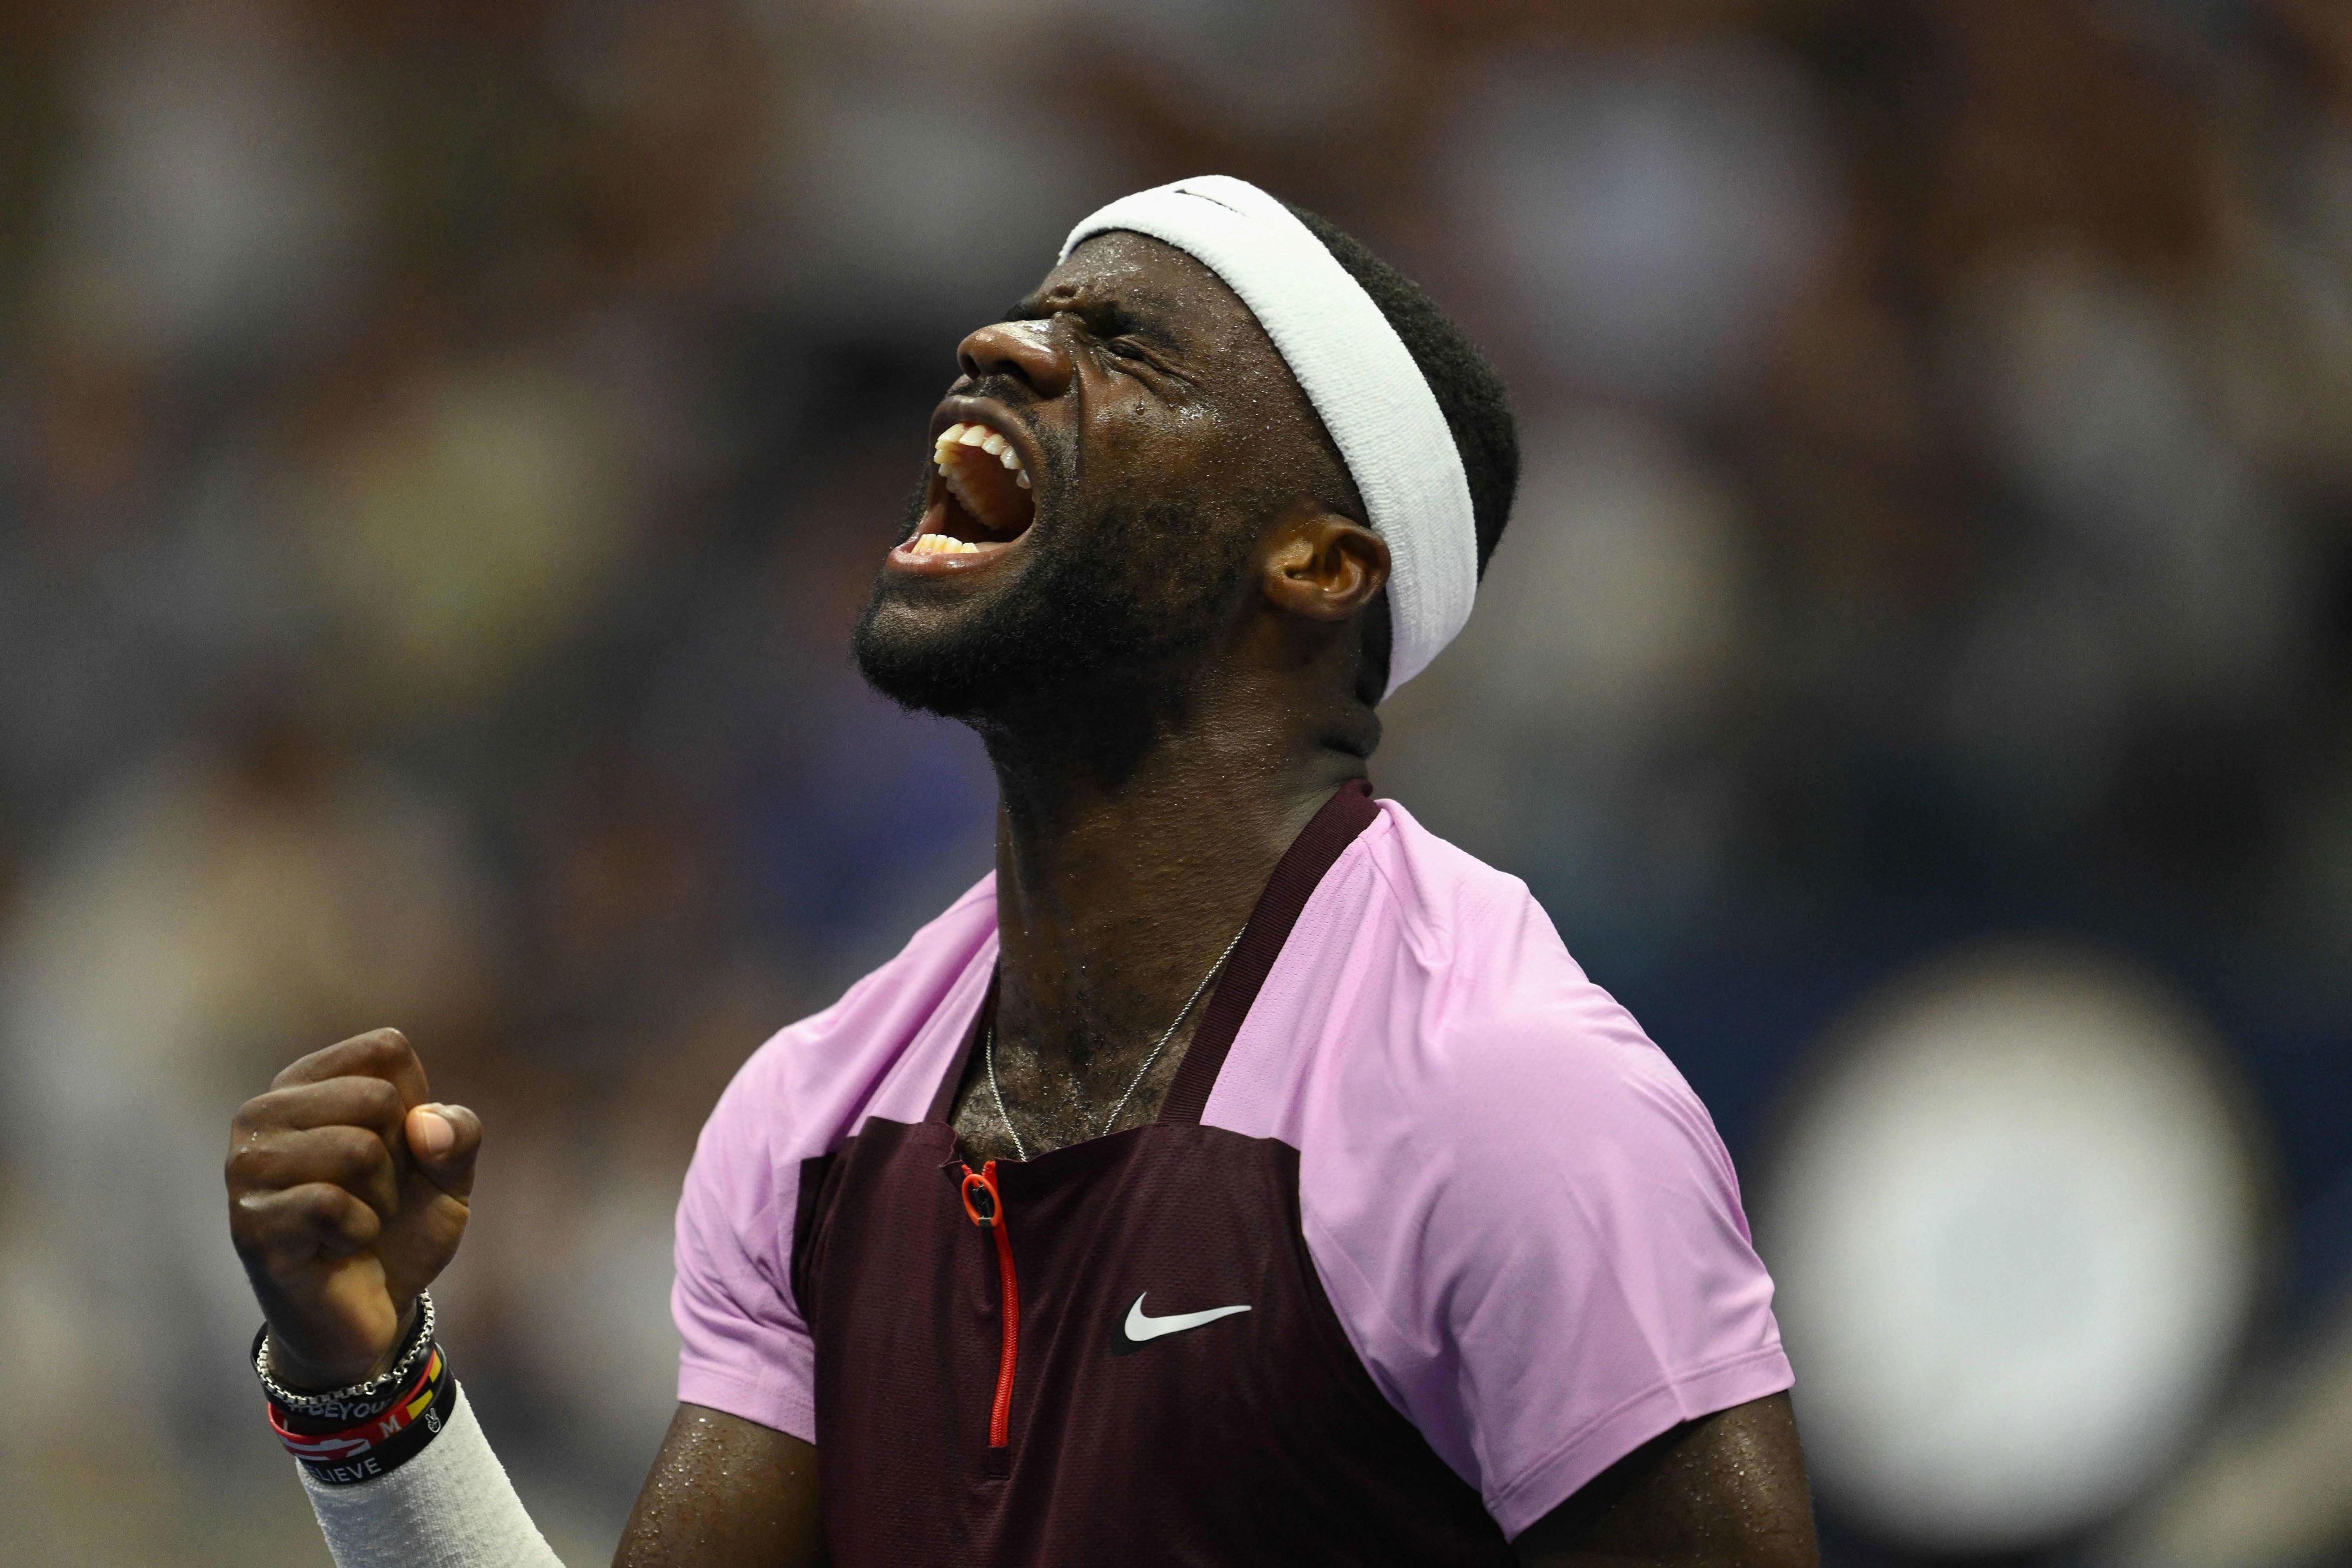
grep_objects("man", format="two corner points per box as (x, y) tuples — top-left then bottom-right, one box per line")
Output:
(225, 176), (1816, 1566)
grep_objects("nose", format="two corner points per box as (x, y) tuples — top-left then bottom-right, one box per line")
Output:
(957, 319), (1072, 398)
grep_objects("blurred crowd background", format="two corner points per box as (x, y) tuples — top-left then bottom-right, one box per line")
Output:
(2, 0), (2349, 1563)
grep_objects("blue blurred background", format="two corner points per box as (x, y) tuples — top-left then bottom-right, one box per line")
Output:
(1, 1), (2348, 1562)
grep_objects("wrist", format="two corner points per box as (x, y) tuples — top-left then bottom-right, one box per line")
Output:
(265, 1298), (421, 1393)
(253, 1293), (455, 1486)
(256, 1293), (436, 1415)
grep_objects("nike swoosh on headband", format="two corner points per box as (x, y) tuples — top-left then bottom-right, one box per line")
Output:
(1111, 1292), (1252, 1355)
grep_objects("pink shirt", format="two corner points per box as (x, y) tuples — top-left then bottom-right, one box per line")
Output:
(674, 795), (1789, 1537)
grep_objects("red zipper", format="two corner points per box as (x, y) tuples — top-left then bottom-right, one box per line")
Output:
(958, 1161), (1018, 1447)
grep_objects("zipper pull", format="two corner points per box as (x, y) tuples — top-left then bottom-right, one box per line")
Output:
(960, 1160), (1002, 1228)
(958, 1161), (1020, 1449)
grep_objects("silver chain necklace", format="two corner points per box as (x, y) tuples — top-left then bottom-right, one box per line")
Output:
(985, 925), (1246, 1161)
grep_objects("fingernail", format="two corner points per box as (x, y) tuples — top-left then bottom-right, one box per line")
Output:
(413, 1106), (455, 1156)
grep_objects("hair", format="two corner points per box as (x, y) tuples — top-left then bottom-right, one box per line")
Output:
(1284, 204), (1520, 700)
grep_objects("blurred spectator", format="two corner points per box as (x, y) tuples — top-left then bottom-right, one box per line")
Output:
(2, 1), (2350, 1562)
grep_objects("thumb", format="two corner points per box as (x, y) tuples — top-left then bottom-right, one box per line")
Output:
(404, 1103), (482, 1199)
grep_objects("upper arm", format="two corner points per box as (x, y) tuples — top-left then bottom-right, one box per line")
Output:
(672, 1046), (820, 1439)
(1514, 1393), (1816, 1568)
(654, 1045), (826, 1560)
(616, 1403), (826, 1567)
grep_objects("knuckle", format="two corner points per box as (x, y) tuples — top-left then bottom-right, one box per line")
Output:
(270, 1048), (332, 1091)
(355, 1076), (404, 1122)
(330, 1125), (394, 1176)
(320, 1121), (373, 1156)
(356, 1027), (412, 1065)
(224, 1142), (270, 1186)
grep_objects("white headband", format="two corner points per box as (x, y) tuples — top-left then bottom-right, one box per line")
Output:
(1059, 176), (1478, 698)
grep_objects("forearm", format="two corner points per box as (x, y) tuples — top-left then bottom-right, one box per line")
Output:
(299, 1385), (566, 1568)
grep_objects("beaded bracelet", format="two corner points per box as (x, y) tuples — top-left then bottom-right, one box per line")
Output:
(252, 1291), (436, 1423)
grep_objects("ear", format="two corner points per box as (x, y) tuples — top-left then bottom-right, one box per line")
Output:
(1260, 503), (1390, 623)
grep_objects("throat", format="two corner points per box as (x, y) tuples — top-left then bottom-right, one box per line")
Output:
(968, 732), (1366, 1157)
(953, 1014), (1204, 1162)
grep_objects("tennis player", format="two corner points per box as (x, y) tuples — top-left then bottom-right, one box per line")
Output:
(225, 177), (1815, 1566)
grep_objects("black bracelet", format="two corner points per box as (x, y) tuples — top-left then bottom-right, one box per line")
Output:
(294, 1351), (459, 1487)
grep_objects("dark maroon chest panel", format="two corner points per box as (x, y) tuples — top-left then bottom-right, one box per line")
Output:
(788, 782), (1511, 1564)
(794, 1119), (1508, 1566)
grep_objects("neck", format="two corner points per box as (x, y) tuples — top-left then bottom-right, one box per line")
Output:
(980, 672), (1360, 1076)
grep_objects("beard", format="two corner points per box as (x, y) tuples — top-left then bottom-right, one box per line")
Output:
(851, 466), (1253, 781)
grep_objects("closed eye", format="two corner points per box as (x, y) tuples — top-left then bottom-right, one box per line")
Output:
(1005, 288), (1185, 380)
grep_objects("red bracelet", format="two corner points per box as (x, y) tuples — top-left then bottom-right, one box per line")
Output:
(266, 1345), (445, 1463)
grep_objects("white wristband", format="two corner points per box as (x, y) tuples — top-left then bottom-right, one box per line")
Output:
(300, 1385), (566, 1568)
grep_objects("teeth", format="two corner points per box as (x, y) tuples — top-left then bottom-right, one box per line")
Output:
(930, 419), (1032, 496)
(907, 534), (983, 556)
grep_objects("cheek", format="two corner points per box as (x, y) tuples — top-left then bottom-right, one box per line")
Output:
(1188, 369), (1317, 504)
(1084, 394), (1258, 499)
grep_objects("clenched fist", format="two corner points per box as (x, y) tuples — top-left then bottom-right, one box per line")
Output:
(225, 1028), (481, 1391)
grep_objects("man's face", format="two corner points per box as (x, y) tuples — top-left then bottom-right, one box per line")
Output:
(851, 233), (1332, 733)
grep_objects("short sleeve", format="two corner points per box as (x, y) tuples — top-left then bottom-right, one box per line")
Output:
(671, 1045), (817, 1442)
(1299, 998), (1792, 1540)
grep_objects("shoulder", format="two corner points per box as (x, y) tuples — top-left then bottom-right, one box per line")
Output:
(1308, 800), (1743, 1216)
(1354, 797), (1557, 969)
(701, 875), (997, 1168)
(1418, 991), (1745, 1231)
(1366, 800), (1678, 1080)
(1225, 802), (1712, 1165)
(676, 872), (995, 1296)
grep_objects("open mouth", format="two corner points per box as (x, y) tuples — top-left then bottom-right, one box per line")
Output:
(903, 420), (1038, 559)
